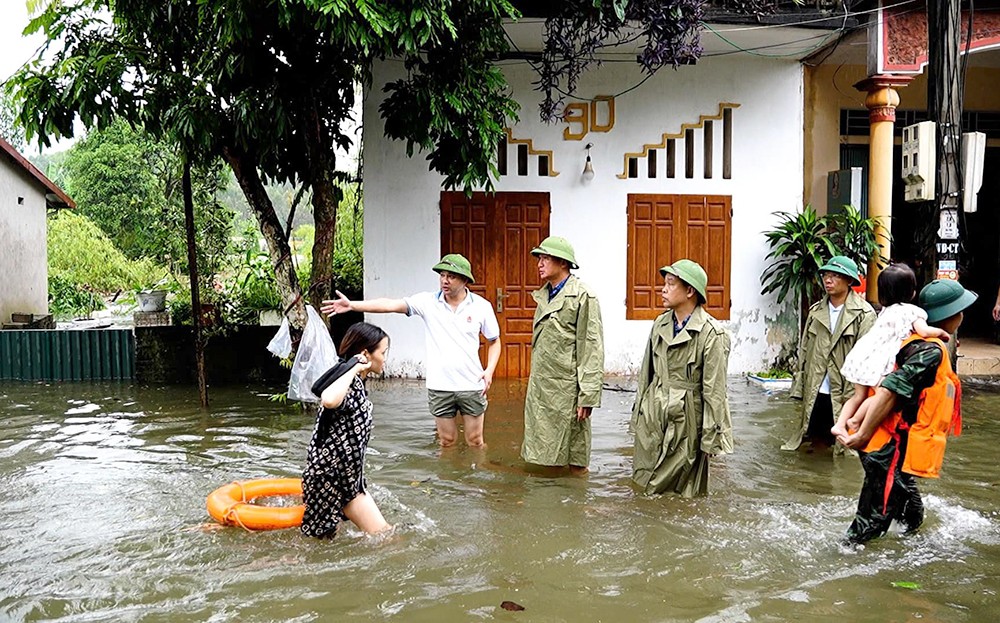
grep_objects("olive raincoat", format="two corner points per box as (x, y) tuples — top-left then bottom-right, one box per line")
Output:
(522, 275), (604, 467)
(783, 290), (875, 450)
(631, 306), (733, 497)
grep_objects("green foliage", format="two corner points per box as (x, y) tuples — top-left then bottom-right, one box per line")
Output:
(7, 1), (526, 334)
(236, 252), (283, 312)
(167, 289), (193, 326)
(48, 274), (104, 320)
(760, 206), (838, 307)
(1, 93), (27, 150)
(11, 1), (522, 190)
(290, 185), (364, 296)
(761, 205), (885, 331)
(60, 120), (236, 277)
(826, 205), (887, 277)
(47, 210), (162, 293)
(751, 368), (792, 379)
(334, 185), (363, 287)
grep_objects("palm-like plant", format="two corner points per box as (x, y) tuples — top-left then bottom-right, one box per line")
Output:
(826, 205), (888, 277)
(760, 206), (838, 309)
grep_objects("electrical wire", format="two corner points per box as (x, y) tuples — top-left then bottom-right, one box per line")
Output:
(502, 12), (875, 104)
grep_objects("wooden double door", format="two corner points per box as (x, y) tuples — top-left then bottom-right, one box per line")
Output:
(440, 192), (550, 378)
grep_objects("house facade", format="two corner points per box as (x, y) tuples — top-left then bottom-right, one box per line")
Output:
(362, 10), (853, 377)
(0, 137), (74, 325)
(363, 4), (876, 377)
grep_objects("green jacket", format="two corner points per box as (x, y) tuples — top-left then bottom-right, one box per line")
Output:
(631, 306), (733, 497)
(784, 290), (876, 450)
(522, 275), (604, 467)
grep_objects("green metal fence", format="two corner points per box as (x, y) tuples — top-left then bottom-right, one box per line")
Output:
(0, 329), (135, 381)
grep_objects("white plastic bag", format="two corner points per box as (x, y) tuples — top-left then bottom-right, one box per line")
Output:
(287, 305), (339, 403)
(266, 317), (293, 359)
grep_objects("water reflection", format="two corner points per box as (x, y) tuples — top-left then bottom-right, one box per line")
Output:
(1, 378), (999, 622)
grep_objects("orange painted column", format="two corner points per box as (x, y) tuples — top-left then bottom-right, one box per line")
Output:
(854, 74), (912, 304)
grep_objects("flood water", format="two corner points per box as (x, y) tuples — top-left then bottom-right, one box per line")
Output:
(1, 377), (999, 622)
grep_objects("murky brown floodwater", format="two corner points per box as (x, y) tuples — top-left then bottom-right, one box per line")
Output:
(1, 377), (998, 622)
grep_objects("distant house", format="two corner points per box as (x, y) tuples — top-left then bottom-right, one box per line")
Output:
(0, 137), (75, 325)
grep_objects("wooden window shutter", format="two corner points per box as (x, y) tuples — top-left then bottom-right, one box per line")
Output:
(626, 194), (731, 321)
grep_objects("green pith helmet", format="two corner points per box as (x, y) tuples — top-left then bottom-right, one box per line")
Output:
(660, 259), (708, 304)
(432, 253), (475, 284)
(818, 255), (861, 286)
(919, 279), (978, 323)
(531, 236), (579, 269)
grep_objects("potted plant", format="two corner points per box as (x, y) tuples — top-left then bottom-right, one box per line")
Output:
(746, 368), (793, 391)
(760, 206), (838, 330)
(761, 205), (886, 330)
(136, 273), (172, 312)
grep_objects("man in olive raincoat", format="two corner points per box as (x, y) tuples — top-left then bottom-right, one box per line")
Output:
(784, 256), (876, 451)
(522, 236), (604, 474)
(631, 259), (733, 496)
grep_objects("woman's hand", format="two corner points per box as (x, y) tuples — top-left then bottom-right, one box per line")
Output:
(353, 353), (373, 374)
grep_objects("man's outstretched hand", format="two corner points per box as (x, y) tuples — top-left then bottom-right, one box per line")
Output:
(321, 290), (352, 316)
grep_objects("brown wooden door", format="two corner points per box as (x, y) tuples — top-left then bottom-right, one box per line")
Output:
(626, 194), (731, 320)
(441, 192), (550, 378)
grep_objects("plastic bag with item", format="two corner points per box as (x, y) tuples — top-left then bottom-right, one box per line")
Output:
(287, 305), (340, 403)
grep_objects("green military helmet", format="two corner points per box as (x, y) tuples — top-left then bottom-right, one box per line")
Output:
(660, 259), (708, 304)
(817, 255), (862, 286)
(918, 279), (978, 323)
(531, 236), (579, 269)
(432, 253), (475, 284)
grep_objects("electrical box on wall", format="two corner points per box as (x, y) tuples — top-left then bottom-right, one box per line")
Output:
(901, 121), (936, 203)
(827, 168), (864, 216)
(961, 131), (986, 213)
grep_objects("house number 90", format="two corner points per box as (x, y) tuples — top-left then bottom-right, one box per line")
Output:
(562, 95), (616, 141)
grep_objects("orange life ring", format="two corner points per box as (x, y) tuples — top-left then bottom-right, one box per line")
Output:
(206, 478), (305, 530)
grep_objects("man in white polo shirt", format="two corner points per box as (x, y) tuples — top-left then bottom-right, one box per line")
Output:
(320, 254), (501, 447)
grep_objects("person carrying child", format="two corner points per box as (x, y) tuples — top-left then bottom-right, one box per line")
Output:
(831, 263), (950, 440)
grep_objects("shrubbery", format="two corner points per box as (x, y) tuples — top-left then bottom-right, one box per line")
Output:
(47, 210), (165, 318)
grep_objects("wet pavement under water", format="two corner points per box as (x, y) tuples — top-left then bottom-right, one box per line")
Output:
(1, 377), (999, 622)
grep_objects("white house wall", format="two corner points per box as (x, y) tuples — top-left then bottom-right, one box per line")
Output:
(363, 56), (803, 376)
(0, 162), (48, 324)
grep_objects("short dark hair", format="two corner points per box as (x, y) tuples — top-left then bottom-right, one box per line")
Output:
(877, 262), (918, 307)
(339, 322), (389, 359)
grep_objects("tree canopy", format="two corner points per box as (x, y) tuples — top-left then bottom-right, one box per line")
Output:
(7, 0), (721, 331)
(8, 0), (523, 330)
(1, 93), (27, 150)
(60, 119), (235, 277)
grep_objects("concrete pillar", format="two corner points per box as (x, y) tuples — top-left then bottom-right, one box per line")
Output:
(853, 74), (912, 304)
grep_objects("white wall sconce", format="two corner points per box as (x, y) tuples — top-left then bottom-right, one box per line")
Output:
(582, 142), (595, 182)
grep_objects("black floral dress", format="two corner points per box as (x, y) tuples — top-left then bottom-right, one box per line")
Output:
(301, 375), (373, 538)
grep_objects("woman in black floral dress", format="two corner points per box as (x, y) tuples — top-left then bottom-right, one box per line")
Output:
(301, 322), (392, 538)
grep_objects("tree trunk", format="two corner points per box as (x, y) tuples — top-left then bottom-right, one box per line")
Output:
(302, 102), (339, 311)
(222, 145), (308, 333)
(182, 157), (209, 407)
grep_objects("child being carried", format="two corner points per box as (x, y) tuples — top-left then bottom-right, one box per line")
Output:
(832, 263), (950, 439)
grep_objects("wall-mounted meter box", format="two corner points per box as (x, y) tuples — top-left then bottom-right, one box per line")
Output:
(961, 131), (986, 213)
(901, 121), (936, 202)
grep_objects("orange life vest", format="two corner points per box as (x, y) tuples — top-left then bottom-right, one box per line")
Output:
(863, 335), (962, 479)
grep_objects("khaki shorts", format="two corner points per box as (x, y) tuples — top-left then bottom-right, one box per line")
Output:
(428, 389), (487, 418)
